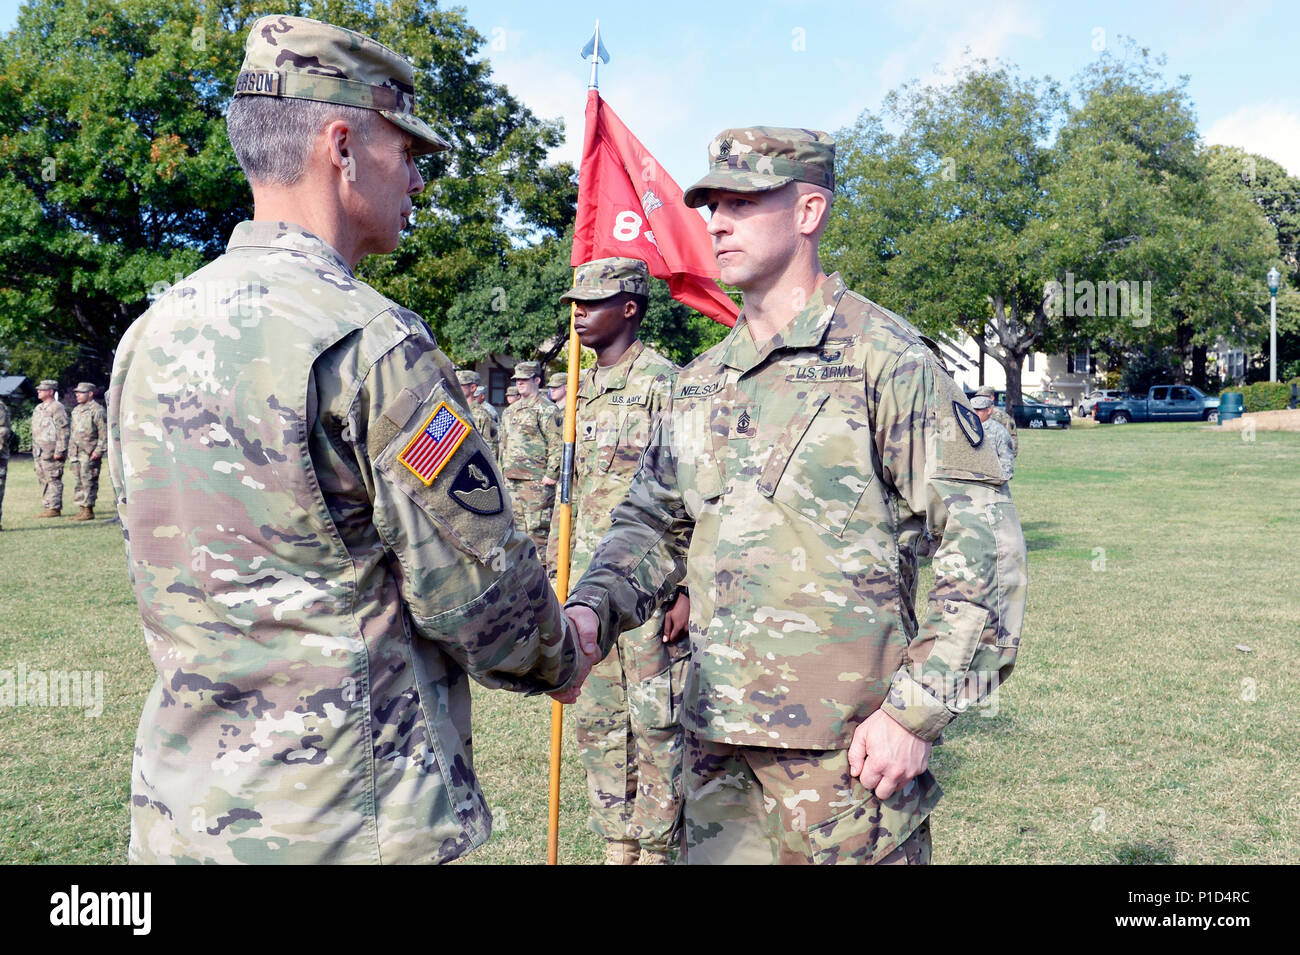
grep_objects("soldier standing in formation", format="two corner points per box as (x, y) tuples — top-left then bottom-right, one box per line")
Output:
(563, 127), (1027, 864)
(550, 257), (690, 864)
(68, 382), (108, 521)
(456, 369), (499, 461)
(546, 372), (568, 407)
(108, 15), (594, 865)
(31, 379), (69, 518)
(0, 395), (9, 531)
(498, 360), (562, 571)
(971, 394), (1014, 481)
(505, 383), (519, 405)
(975, 384), (1018, 457)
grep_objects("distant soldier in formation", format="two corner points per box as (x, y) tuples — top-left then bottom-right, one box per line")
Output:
(971, 394), (1014, 481)
(505, 383), (519, 405)
(456, 369), (499, 461)
(0, 395), (10, 531)
(68, 382), (108, 520)
(31, 379), (69, 517)
(975, 385), (1018, 457)
(552, 256), (690, 865)
(499, 360), (561, 570)
(547, 371), (568, 408)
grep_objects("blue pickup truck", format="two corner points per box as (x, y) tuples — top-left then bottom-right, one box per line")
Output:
(1094, 385), (1219, 424)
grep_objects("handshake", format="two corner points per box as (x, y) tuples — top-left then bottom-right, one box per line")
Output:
(549, 606), (602, 705)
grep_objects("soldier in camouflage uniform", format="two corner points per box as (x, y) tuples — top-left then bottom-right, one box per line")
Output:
(68, 382), (108, 520)
(972, 395), (1014, 480)
(0, 396), (9, 531)
(31, 379), (69, 517)
(975, 385), (1018, 456)
(547, 371), (568, 407)
(564, 128), (1028, 865)
(505, 383), (519, 404)
(108, 15), (594, 865)
(499, 361), (562, 571)
(456, 369), (499, 461)
(550, 258), (690, 865)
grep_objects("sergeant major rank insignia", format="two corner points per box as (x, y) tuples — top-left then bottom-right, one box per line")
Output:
(398, 402), (470, 485)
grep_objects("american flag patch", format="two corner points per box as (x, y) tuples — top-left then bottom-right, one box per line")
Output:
(398, 403), (471, 485)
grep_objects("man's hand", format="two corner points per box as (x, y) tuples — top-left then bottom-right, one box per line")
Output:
(847, 709), (931, 801)
(91, 450), (102, 461)
(548, 605), (600, 704)
(54, 452), (65, 461)
(542, 477), (557, 486)
(661, 590), (689, 644)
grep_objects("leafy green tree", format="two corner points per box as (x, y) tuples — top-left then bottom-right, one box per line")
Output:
(0, 0), (574, 386)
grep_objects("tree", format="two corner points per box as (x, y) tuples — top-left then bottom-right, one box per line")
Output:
(0, 0), (574, 386)
(825, 46), (1287, 404)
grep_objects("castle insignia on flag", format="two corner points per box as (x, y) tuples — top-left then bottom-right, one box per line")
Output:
(641, 189), (663, 216)
(398, 402), (471, 485)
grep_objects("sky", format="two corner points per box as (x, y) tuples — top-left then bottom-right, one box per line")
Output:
(2, 0), (1298, 186)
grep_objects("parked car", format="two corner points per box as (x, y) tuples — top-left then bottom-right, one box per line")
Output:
(1094, 385), (1219, 424)
(965, 389), (1071, 429)
(1077, 388), (1127, 417)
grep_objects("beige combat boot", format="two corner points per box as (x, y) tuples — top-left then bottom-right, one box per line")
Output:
(36, 508), (61, 518)
(637, 847), (672, 865)
(604, 839), (641, 865)
(69, 506), (94, 521)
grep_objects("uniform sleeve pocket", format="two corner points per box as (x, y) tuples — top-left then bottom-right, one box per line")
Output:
(372, 380), (513, 561)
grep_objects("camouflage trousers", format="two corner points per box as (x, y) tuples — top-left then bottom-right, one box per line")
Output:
(32, 447), (64, 510)
(507, 478), (555, 571)
(70, 448), (102, 508)
(681, 734), (941, 865)
(0, 453), (7, 524)
(574, 612), (688, 853)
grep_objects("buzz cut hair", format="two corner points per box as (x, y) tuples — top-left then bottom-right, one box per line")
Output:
(226, 96), (378, 186)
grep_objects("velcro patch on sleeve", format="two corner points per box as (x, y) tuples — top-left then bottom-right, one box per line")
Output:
(398, 402), (471, 485)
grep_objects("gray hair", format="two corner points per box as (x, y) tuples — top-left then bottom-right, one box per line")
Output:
(226, 96), (377, 186)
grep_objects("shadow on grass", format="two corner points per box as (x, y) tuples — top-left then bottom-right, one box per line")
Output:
(1112, 840), (1177, 864)
(1020, 521), (1059, 551)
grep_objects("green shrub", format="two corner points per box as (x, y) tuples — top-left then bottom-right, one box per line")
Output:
(1225, 379), (1300, 413)
(6, 399), (35, 453)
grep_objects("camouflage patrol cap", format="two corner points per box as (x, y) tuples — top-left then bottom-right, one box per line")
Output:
(683, 126), (835, 208)
(506, 384), (519, 397)
(513, 361), (541, 380)
(975, 385), (997, 398)
(970, 395), (993, 410)
(547, 372), (568, 388)
(37, 379), (58, 391)
(74, 382), (97, 394)
(560, 257), (649, 303)
(454, 369), (480, 386)
(234, 15), (450, 155)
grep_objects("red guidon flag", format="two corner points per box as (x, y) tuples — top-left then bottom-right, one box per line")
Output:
(572, 90), (738, 326)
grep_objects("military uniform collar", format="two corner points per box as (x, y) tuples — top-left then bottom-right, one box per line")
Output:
(719, 272), (846, 373)
(227, 221), (355, 277)
(579, 340), (645, 400)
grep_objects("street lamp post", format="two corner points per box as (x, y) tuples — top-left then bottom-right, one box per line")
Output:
(1267, 267), (1280, 383)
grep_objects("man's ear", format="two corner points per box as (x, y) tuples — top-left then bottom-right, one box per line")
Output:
(323, 119), (354, 181)
(795, 188), (829, 237)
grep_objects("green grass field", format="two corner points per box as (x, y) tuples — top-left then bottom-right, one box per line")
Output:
(1, 420), (1296, 864)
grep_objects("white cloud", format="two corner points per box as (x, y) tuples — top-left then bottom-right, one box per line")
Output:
(1204, 103), (1300, 176)
(875, 0), (1045, 92)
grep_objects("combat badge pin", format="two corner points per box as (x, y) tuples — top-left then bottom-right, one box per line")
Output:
(448, 451), (504, 515)
(953, 401), (984, 447)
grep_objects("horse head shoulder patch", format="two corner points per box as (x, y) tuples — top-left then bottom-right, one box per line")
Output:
(448, 450), (504, 515)
(953, 401), (984, 447)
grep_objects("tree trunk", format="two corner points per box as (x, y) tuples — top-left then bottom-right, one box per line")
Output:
(1000, 351), (1025, 410)
(1191, 343), (1208, 391)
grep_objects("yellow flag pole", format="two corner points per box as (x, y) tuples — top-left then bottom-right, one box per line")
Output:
(547, 277), (583, 865)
